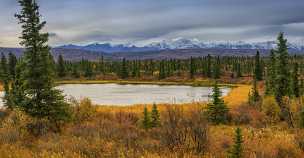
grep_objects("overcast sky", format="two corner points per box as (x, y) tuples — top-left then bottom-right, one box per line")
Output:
(0, 0), (304, 47)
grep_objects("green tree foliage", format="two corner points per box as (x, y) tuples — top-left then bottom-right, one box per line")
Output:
(57, 54), (66, 77)
(274, 32), (291, 104)
(213, 56), (221, 79)
(248, 76), (261, 106)
(265, 50), (276, 95)
(120, 58), (128, 79)
(15, 0), (71, 126)
(254, 51), (263, 81)
(8, 52), (17, 81)
(206, 82), (229, 124)
(83, 60), (93, 78)
(142, 106), (151, 130)
(206, 54), (212, 78)
(190, 57), (195, 79)
(228, 127), (243, 158)
(159, 60), (166, 80)
(151, 103), (161, 128)
(292, 62), (300, 98)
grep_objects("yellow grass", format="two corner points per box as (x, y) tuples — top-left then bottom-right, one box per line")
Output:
(223, 84), (251, 108)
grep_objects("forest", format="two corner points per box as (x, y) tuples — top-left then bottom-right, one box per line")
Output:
(0, 0), (303, 158)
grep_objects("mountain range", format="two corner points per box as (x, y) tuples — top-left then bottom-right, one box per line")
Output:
(57, 38), (304, 53)
(1, 38), (303, 61)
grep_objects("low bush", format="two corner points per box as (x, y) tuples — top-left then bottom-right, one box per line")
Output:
(261, 96), (281, 123)
(160, 106), (209, 154)
(71, 98), (97, 123)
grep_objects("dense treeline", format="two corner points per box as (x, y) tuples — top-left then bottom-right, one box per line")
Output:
(53, 51), (304, 83)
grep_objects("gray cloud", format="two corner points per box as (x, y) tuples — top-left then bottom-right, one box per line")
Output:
(0, 0), (304, 47)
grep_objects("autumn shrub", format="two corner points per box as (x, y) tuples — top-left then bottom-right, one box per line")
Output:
(295, 129), (304, 152)
(0, 110), (31, 143)
(261, 96), (281, 123)
(115, 111), (139, 125)
(160, 106), (209, 154)
(231, 104), (266, 128)
(71, 98), (97, 123)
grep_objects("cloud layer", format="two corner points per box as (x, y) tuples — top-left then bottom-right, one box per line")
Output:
(0, 0), (304, 47)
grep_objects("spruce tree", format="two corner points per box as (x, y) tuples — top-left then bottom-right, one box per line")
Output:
(274, 32), (291, 104)
(265, 50), (276, 95)
(15, 0), (71, 126)
(159, 60), (166, 80)
(206, 82), (229, 124)
(236, 63), (242, 78)
(190, 57), (195, 79)
(8, 53), (17, 81)
(151, 103), (160, 128)
(206, 54), (212, 78)
(120, 58), (128, 79)
(254, 51), (263, 81)
(213, 56), (221, 79)
(57, 54), (66, 78)
(142, 106), (151, 130)
(72, 65), (80, 78)
(10, 61), (24, 108)
(84, 61), (93, 77)
(228, 127), (243, 158)
(292, 62), (300, 98)
(249, 76), (260, 106)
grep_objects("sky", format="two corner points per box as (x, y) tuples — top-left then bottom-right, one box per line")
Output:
(0, 0), (304, 47)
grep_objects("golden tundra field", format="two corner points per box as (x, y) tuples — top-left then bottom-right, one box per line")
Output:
(0, 83), (303, 158)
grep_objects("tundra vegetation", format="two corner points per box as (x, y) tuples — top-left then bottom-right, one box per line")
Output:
(0, 0), (303, 158)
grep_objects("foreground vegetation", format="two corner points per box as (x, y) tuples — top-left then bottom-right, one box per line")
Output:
(0, 94), (304, 158)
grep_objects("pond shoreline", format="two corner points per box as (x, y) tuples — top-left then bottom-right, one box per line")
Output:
(56, 79), (239, 88)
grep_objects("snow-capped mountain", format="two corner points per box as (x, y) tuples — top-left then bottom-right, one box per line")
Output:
(58, 43), (156, 53)
(57, 38), (304, 53)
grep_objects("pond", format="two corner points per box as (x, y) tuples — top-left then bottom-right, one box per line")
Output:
(57, 84), (231, 106)
(0, 84), (231, 106)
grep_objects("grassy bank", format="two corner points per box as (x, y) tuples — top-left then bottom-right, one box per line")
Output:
(56, 79), (239, 87)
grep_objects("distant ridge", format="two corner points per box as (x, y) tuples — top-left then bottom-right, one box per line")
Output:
(57, 38), (304, 53)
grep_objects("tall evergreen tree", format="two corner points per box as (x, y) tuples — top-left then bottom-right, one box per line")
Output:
(292, 62), (300, 98)
(206, 82), (229, 124)
(274, 32), (291, 104)
(8, 53), (17, 81)
(213, 56), (221, 79)
(15, 0), (71, 125)
(84, 61), (93, 77)
(254, 51), (263, 81)
(190, 57), (195, 79)
(151, 103), (160, 128)
(120, 58), (128, 79)
(265, 50), (276, 95)
(57, 54), (66, 77)
(228, 127), (243, 158)
(274, 32), (294, 127)
(159, 60), (166, 80)
(236, 63), (242, 78)
(142, 106), (151, 130)
(206, 54), (212, 78)
(249, 76), (260, 106)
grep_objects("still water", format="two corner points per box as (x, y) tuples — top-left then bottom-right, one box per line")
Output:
(57, 84), (231, 106)
(0, 84), (231, 106)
